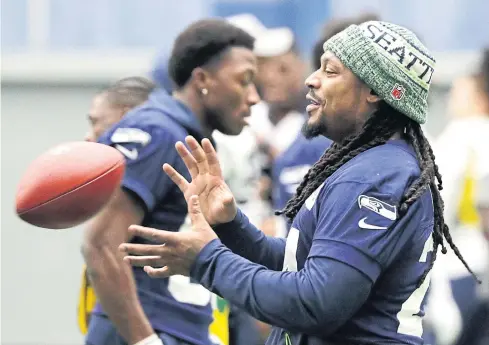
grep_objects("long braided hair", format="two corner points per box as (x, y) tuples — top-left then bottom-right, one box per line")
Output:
(276, 102), (480, 286)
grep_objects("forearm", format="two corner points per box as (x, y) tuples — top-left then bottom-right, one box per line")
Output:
(83, 244), (153, 344)
(192, 240), (372, 335)
(213, 209), (286, 270)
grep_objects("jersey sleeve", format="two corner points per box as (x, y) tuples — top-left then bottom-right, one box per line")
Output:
(309, 180), (429, 282)
(191, 239), (372, 335)
(98, 124), (179, 212)
(213, 209), (286, 270)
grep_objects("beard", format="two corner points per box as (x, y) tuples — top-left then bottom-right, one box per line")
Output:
(301, 114), (328, 139)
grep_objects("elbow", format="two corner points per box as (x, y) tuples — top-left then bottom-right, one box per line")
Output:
(81, 238), (113, 269)
(290, 299), (349, 336)
(298, 314), (343, 337)
(81, 241), (95, 262)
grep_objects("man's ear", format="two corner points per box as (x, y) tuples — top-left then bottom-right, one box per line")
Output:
(366, 88), (382, 104)
(191, 67), (211, 91)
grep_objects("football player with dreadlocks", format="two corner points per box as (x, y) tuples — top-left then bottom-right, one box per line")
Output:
(119, 21), (479, 345)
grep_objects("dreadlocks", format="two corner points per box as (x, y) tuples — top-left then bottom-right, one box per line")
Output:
(276, 102), (480, 287)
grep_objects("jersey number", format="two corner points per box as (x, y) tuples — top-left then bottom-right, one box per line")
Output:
(168, 275), (211, 306)
(282, 228), (300, 272)
(396, 234), (434, 337)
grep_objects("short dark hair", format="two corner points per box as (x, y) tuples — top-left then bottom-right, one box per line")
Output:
(104, 76), (155, 108)
(312, 13), (380, 70)
(168, 19), (255, 88)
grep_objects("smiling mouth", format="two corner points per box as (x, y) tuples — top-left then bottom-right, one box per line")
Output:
(306, 94), (321, 106)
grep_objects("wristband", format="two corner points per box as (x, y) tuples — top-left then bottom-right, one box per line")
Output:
(132, 334), (164, 345)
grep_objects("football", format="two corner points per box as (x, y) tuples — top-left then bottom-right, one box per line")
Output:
(15, 141), (126, 229)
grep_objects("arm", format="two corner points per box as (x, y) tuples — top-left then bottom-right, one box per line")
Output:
(192, 240), (371, 335)
(82, 189), (152, 344)
(213, 209), (286, 271)
(83, 122), (179, 344)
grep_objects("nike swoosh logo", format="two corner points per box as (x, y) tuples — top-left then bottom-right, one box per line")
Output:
(115, 144), (138, 160)
(358, 217), (387, 230)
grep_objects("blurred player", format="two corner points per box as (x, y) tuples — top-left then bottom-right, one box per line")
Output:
(228, 15), (310, 233)
(84, 77), (156, 143)
(82, 19), (259, 345)
(78, 76), (156, 335)
(228, 14), (307, 159)
(149, 52), (260, 345)
(426, 49), (489, 345)
(79, 76), (235, 345)
(121, 21), (480, 345)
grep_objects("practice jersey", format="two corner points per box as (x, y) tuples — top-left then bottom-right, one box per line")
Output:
(272, 132), (331, 237)
(92, 89), (213, 345)
(214, 128), (270, 226)
(426, 116), (489, 345)
(192, 139), (436, 345)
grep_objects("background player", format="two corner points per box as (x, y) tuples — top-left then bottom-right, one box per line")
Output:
(426, 48), (489, 345)
(150, 48), (261, 345)
(120, 21), (478, 345)
(80, 74), (254, 345)
(78, 76), (156, 335)
(82, 19), (259, 345)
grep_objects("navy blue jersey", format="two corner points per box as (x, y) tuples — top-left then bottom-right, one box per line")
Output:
(93, 89), (213, 345)
(272, 133), (331, 211)
(192, 139), (435, 345)
(272, 132), (332, 237)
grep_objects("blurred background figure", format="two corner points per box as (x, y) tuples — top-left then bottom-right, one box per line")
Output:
(84, 77), (156, 143)
(426, 48), (489, 345)
(78, 76), (156, 336)
(150, 27), (262, 345)
(226, 13), (309, 240)
(2, 1), (489, 345)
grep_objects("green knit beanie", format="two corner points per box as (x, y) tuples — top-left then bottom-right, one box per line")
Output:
(323, 21), (435, 124)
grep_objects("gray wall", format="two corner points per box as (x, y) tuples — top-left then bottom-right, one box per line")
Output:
(1, 84), (103, 345)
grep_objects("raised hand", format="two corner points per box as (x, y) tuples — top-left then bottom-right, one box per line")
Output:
(120, 196), (217, 278)
(163, 136), (237, 225)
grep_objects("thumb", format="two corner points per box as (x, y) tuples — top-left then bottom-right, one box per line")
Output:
(188, 195), (209, 230)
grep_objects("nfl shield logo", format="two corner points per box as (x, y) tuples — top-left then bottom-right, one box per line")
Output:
(391, 84), (405, 100)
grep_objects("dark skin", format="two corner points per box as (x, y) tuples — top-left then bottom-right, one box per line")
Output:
(85, 92), (128, 142)
(82, 93), (152, 344)
(256, 51), (306, 116)
(83, 46), (259, 344)
(118, 51), (391, 279)
(173, 46), (260, 137)
(303, 51), (381, 142)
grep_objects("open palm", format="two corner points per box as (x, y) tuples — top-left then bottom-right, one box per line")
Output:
(163, 136), (237, 225)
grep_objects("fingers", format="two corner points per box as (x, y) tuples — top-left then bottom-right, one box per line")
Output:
(163, 163), (189, 193)
(144, 266), (172, 279)
(188, 195), (210, 229)
(127, 225), (177, 245)
(123, 255), (165, 267)
(175, 142), (199, 179)
(185, 136), (209, 175)
(119, 242), (167, 256)
(201, 138), (222, 177)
